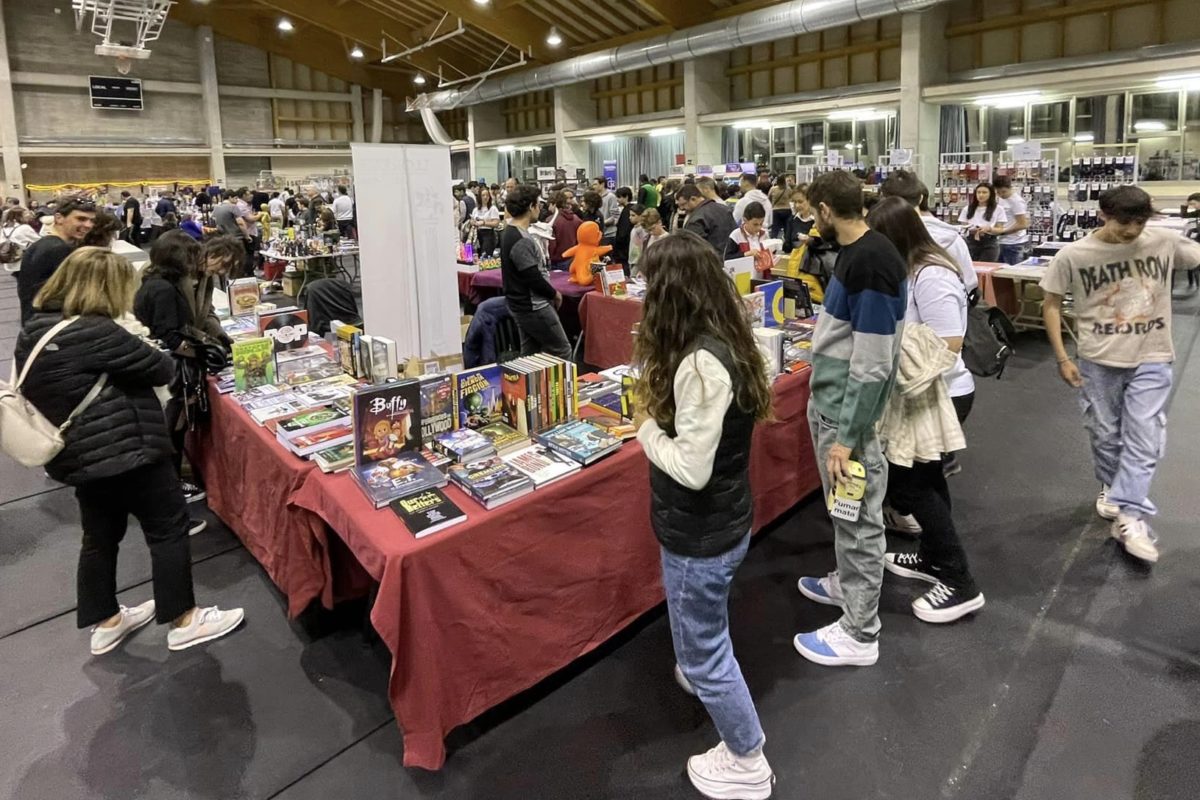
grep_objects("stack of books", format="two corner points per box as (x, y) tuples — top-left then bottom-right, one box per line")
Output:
(351, 451), (449, 509)
(534, 419), (623, 466)
(276, 407), (353, 457)
(502, 444), (581, 488)
(477, 421), (530, 457)
(448, 456), (535, 509)
(432, 428), (495, 464)
(499, 355), (578, 436)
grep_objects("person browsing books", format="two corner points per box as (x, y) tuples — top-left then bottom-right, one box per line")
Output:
(633, 231), (776, 799)
(724, 201), (770, 260)
(14, 247), (244, 656)
(500, 185), (572, 360)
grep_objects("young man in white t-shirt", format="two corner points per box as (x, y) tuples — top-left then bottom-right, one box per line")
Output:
(993, 175), (1030, 265)
(1041, 186), (1200, 563)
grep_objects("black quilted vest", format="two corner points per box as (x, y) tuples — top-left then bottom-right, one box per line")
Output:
(649, 336), (755, 557)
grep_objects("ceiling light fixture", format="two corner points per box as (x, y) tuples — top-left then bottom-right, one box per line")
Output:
(349, 45), (364, 59)
(472, 0), (490, 5)
(649, 127), (680, 137)
(973, 91), (1040, 108)
(1073, 132), (1095, 143)
(497, 145), (515, 152)
(732, 119), (769, 129)
(413, 73), (426, 85)
(276, 18), (294, 33)
(1005, 136), (1026, 146)
(591, 134), (616, 143)
(1155, 72), (1200, 89)
(546, 27), (562, 47)
(1134, 120), (1168, 132)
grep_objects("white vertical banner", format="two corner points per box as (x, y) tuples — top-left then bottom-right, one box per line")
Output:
(352, 143), (460, 359)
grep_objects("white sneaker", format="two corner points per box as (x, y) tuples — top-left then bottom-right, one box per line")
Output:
(793, 621), (879, 667)
(167, 606), (245, 651)
(797, 572), (844, 606)
(674, 663), (697, 697)
(90, 600), (156, 655)
(1095, 486), (1119, 520)
(1112, 514), (1159, 563)
(686, 741), (774, 800)
(188, 518), (207, 536)
(883, 506), (922, 535)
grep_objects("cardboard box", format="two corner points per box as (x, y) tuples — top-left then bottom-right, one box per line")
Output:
(281, 274), (304, 297)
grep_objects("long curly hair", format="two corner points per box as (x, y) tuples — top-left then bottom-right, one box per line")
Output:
(632, 230), (773, 429)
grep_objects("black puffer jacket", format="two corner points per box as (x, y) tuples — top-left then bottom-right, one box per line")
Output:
(14, 310), (176, 485)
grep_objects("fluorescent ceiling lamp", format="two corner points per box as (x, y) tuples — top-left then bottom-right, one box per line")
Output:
(1134, 120), (1168, 132)
(828, 108), (892, 121)
(1155, 72), (1200, 89)
(811, 145), (825, 152)
(520, 146), (542, 152)
(349, 45), (364, 59)
(497, 145), (515, 152)
(591, 134), (615, 143)
(472, 0), (490, 4)
(276, 18), (294, 32)
(732, 119), (769, 129)
(546, 27), (563, 47)
(973, 91), (1040, 108)
(649, 127), (680, 137)
(1005, 136), (1026, 145)
(1073, 132), (1095, 143)
(413, 74), (426, 85)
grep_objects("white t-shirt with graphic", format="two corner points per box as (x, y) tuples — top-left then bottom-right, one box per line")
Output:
(997, 194), (1028, 245)
(1039, 228), (1200, 367)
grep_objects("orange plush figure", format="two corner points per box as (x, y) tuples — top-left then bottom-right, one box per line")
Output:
(562, 221), (612, 285)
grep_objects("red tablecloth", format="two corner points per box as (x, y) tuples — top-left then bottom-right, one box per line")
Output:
(579, 292), (644, 370)
(194, 368), (818, 771)
(973, 262), (1019, 315)
(458, 269), (594, 339)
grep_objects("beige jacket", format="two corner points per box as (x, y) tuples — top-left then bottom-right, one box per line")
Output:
(878, 322), (965, 468)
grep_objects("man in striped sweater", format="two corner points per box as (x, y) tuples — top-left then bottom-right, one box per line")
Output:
(792, 170), (908, 668)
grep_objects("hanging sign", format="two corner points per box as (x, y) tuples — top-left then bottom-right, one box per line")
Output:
(1013, 141), (1041, 162)
(889, 148), (913, 166)
(602, 160), (618, 190)
(536, 167), (555, 182)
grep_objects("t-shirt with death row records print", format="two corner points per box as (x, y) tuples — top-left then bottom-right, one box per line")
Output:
(1039, 227), (1200, 368)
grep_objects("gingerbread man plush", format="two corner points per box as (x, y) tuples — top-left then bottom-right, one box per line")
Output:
(562, 221), (612, 285)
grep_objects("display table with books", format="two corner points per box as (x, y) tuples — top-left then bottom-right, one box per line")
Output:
(193, 364), (819, 770)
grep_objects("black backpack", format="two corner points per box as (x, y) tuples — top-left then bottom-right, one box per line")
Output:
(962, 304), (1016, 378)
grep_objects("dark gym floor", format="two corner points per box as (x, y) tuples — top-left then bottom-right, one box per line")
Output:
(2, 267), (1199, 800)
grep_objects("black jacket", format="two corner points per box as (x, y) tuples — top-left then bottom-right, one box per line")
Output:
(134, 273), (193, 352)
(683, 199), (736, 256)
(649, 337), (755, 557)
(14, 310), (176, 485)
(613, 206), (634, 266)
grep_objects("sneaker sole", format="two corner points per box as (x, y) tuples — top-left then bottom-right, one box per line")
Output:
(188, 521), (208, 536)
(792, 635), (877, 666)
(913, 593), (986, 624)
(1121, 541), (1160, 564)
(168, 610), (245, 651)
(885, 521), (923, 536)
(797, 579), (842, 607)
(1095, 504), (1119, 521)
(90, 613), (155, 656)
(686, 765), (775, 800)
(883, 559), (938, 584)
(185, 492), (208, 504)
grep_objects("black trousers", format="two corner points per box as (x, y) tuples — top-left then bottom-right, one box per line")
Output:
(74, 460), (196, 628)
(886, 392), (978, 593)
(511, 304), (572, 361)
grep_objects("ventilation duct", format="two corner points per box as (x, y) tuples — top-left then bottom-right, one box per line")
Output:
(418, 106), (462, 146)
(414, 0), (950, 112)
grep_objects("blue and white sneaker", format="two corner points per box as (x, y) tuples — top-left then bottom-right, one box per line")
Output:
(797, 572), (843, 606)
(793, 621), (879, 667)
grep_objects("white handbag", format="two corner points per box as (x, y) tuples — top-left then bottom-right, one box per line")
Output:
(0, 317), (108, 467)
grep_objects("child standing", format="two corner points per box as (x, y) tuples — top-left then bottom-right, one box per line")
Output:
(634, 231), (776, 799)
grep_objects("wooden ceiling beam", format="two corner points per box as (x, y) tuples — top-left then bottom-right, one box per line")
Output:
(632, 0), (712, 30)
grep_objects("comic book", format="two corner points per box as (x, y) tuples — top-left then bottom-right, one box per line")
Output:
(351, 381), (423, 467)
(231, 337), (275, 391)
(453, 365), (503, 429)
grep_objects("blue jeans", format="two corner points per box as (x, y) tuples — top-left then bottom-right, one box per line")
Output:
(661, 533), (764, 756)
(999, 243), (1029, 265)
(1078, 359), (1172, 519)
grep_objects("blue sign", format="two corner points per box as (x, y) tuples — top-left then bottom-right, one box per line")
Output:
(602, 160), (618, 190)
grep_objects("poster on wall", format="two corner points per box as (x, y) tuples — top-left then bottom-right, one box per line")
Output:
(602, 160), (618, 190)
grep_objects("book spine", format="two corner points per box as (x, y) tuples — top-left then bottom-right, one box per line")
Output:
(569, 362), (578, 417)
(525, 369), (538, 434)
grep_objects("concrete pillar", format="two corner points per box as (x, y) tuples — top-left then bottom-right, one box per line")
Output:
(466, 106), (478, 179)
(684, 54), (729, 169)
(0, 5), (25, 197)
(371, 89), (383, 143)
(554, 83), (595, 176)
(196, 27), (226, 186)
(350, 84), (364, 142)
(899, 8), (948, 188)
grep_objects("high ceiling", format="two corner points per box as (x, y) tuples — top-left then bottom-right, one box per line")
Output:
(171, 0), (783, 98)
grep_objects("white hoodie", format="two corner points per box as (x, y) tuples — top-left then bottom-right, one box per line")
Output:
(922, 214), (979, 296)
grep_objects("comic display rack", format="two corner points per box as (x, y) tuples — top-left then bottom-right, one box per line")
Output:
(932, 152), (994, 226)
(994, 149), (1059, 246)
(1059, 145), (1138, 239)
(870, 153), (924, 185)
(795, 153), (856, 184)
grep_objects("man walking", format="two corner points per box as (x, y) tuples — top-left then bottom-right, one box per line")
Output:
(1041, 186), (1200, 563)
(793, 171), (907, 667)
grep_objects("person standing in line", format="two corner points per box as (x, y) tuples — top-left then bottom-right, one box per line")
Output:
(679, 185), (736, 255)
(638, 173), (660, 210)
(15, 248), (244, 655)
(332, 185), (355, 239)
(500, 185), (571, 360)
(793, 170), (906, 667)
(867, 197), (985, 623)
(992, 175), (1030, 265)
(634, 231), (775, 800)
(16, 196), (96, 323)
(1041, 186), (1200, 563)
(958, 182), (1008, 263)
(592, 177), (620, 243)
(732, 173), (770, 225)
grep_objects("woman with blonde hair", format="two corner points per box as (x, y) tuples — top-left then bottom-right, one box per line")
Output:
(14, 247), (244, 656)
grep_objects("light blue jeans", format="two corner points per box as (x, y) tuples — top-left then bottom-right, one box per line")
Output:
(1078, 359), (1172, 519)
(661, 533), (764, 756)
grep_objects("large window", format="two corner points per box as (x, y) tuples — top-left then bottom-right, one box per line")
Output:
(1030, 100), (1070, 139)
(986, 107), (1026, 149)
(799, 122), (824, 155)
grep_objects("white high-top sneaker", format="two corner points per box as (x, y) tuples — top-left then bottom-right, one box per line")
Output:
(686, 741), (774, 799)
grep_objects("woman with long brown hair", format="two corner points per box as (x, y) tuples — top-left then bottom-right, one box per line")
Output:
(866, 196), (984, 624)
(14, 247), (244, 655)
(633, 231), (775, 799)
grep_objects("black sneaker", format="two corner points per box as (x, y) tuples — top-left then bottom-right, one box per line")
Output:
(912, 582), (985, 624)
(188, 518), (208, 536)
(181, 481), (207, 504)
(883, 552), (937, 583)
